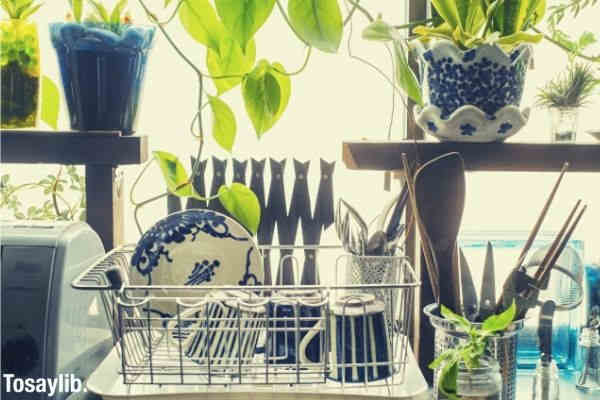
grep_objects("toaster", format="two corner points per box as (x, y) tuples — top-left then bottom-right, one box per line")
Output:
(1, 221), (113, 399)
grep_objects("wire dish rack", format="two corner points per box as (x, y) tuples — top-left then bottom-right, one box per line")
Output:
(72, 245), (419, 389)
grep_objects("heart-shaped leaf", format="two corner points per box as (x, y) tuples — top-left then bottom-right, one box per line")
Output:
(288, 0), (343, 53)
(242, 60), (291, 137)
(153, 151), (195, 197)
(179, 0), (225, 53)
(207, 37), (256, 94)
(218, 183), (261, 234)
(208, 95), (236, 152)
(41, 76), (60, 130)
(215, 0), (275, 51)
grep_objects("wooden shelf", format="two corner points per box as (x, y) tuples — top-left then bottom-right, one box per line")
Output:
(1, 130), (148, 165)
(1, 129), (150, 251)
(343, 141), (600, 172)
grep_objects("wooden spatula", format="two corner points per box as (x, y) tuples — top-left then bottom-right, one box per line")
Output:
(414, 152), (466, 313)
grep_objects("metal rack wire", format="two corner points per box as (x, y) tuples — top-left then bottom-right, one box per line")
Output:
(72, 245), (419, 388)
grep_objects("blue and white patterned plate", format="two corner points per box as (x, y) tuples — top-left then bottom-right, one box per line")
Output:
(130, 209), (263, 320)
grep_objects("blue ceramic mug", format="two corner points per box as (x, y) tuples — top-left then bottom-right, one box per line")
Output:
(267, 290), (326, 365)
(326, 294), (393, 382)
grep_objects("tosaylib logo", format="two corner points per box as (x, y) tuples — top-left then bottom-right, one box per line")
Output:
(2, 374), (85, 397)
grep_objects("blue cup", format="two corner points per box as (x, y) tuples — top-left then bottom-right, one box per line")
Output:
(267, 290), (325, 365)
(327, 294), (393, 383)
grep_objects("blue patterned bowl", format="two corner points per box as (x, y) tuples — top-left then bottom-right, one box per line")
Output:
(130, 209), (263, 322)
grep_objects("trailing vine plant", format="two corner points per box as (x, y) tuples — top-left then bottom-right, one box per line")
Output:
(127, 0), (377, 235)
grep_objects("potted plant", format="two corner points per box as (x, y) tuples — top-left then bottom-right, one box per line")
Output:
(536, 62), (598, 142)
(364, 0), (548, 142)
(1, 0), (43, 128)
(427, 302), (518, 400)
(49, 0), (156, 135)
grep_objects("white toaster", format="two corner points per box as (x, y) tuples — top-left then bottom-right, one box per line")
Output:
(1, 221), (112, 399)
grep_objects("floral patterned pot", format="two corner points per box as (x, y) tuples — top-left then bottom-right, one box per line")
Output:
(414, 40), (532, 142)
(49, 23), (155, 135)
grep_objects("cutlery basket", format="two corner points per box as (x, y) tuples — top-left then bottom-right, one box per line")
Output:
(71, 245), (419, 387)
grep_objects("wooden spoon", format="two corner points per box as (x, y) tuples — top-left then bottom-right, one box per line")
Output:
(414, 152), (466, 313)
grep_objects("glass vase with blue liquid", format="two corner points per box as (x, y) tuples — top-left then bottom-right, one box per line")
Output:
(459, 231), (584, 370)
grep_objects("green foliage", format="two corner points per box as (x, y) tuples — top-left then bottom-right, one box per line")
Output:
(242, 60), (291, 137)
(0, 19), (39, 73)
(41, 75), (60, 129)
(65, 0), (130, 32)
(1, 0), (43, 20)
(214, 0), (275, 52)
(288, 0), (343, 53)
(1, 166), (86, 221)
(547, 0), (598, 26)
(218, 183), (261, 234)
(208, 95), (236, 152)
(413, 0), (545, 49)
(429, 302), (516, 399)
(153, 151), (197, 198)
(206, 37), (256, 95)
(537, 62), (599, 108)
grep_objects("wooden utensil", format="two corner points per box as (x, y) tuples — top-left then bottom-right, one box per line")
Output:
(458, 247), (478, 321)
(401, 154), (440, 302)
(414, 152), (466, 313)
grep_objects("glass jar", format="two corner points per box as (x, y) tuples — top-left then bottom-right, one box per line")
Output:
(452, 357), (502, 400)
(549, 107), (579, 143)
(576, 326), (600, 393)
(1, 19), (40, 128)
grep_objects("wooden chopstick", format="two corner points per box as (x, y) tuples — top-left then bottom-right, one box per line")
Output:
(514, 162), (569, 270)
(537, 204), (587, 288)
(533, 200), (581, 283)
(401, 153), (440, 302)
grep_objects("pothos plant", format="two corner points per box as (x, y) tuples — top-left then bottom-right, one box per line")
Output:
(429, 301), (517, 400)
(127, 0), (380, 235)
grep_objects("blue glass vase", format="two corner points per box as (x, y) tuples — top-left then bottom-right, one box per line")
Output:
(49, 23), (155, 135)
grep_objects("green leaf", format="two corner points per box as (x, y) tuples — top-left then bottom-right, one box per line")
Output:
(578, 31), (597, 51)
(41, 75), (60, 130)
(496, 31), (543, 46)
(70, 0), (83, 22)
(482, 301), (517, 333)
(1, 0), (15, 18)
(215, 0), (275, 51)
(19, 3), (41, 19)
(441, 304), (472, 331)
(431, 0), (463, 30)
(288, 0), (343, 53)
(242, 60), (291, 137)
(393, 41), (423, 106)
(110, 0), (128, 25)
(153, 151), (195, 197)
(164, 0), (174, 7)
(87, 0), (109, 22)
(207, 37), (256, 94)
(208, 95), (236, 152)
(179, 0), (225, 53)
(362, 18), (394, 42)
(218, 183), (261, 234)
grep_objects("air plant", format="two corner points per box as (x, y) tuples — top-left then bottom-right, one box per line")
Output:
(537, 62), (599, 108)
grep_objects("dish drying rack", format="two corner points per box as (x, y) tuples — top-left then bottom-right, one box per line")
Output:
(72, 245), (419, 389)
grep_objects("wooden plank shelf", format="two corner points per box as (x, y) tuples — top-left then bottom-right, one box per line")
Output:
(1, 130), (148, 165)
(1, 130), (150, 251)
(343, 140), (600, 172)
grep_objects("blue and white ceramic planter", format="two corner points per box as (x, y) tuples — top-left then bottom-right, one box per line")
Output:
(49, 23), (155, 135)
(414, 40), (532, 142)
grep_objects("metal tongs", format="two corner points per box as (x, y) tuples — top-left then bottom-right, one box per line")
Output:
(496, 162), (587, 319)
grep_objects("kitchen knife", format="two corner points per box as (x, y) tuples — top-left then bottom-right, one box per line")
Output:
(479, 241), (496, 320)
(459, 247), (478, 321)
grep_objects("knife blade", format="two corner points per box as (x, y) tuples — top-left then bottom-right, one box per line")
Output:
(539, 300), (556, 362)
(479, 241), (496, 320)
(459, 247), (478, 321)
